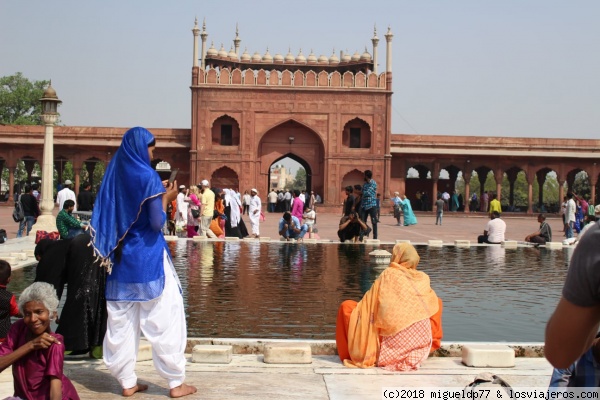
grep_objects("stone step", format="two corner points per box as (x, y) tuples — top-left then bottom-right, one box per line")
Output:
(365, 239), (380, 245)
(224, 236), (240, 241)
(10, 252), (28, 261)
(454, 240), (470, 247)
(192, 345), (233, 364)
(0, 256), (17, 264)
(395, 239), (411, 244)
(428, 240), (443, 247)
(546, 241), (563, 249)
(263, 342), (312, 364)
(502, 241), (518, 248)
(461, 344), (515, 368)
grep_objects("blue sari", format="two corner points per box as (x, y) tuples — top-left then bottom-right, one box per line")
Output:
(400, 198), (417, 226)
(90, 127), (168, 301)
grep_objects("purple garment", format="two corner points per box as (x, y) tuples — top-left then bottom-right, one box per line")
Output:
(291, 198), (304, 220)
(0, 319), (79, 400)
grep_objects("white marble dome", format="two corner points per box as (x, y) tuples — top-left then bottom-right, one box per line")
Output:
(307, 50), (317, 64)
(207, 42), (218, 57)
(228, 47), (238, 61)
(218, 44), (228, 58)
(262, 49), (273, 62)
(240, 48), (251, 62)
(351, 51), (361, 62)
(341, 51), (351, 63)
(285, 49), (295, 63)
(360, 49), (372, 62)
(273, 53), (284, 63)
(252, 51), (262, 62)
(329, 51), (339, 64)
(295, 50), (306, 64)
(318, 54), (329, 64)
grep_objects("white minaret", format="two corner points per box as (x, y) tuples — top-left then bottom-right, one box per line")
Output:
(371, 25), (379, 74)
(192, 17), (200, 67)
(233, 23), (241, 55)
(200, 18), (208, 69)
(384, 26), (393, 73)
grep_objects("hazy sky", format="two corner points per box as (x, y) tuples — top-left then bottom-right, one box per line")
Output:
(2, 1), (599, 140)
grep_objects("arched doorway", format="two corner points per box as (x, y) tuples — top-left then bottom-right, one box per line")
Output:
(269, 154), (312, 192)
(258, 120), (324, 200)
(211, 166), (239, 191)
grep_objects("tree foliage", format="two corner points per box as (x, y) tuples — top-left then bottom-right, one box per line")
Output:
(286, 168), (306, 191)
(0, 72), (51, 125)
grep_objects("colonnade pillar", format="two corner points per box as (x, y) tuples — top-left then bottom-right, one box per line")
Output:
(464, 172), (471, 212)
(495, 168), (503, 202)
(431, 179), (438, 211)
(8, 166), (15, 205)
(526, 170), (535, 215)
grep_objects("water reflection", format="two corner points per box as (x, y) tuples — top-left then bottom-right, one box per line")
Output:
(10, 243), (569, 342)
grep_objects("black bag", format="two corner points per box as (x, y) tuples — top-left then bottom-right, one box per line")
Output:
(12, 198), (24, 223)
(0, 229), (7, 244)
(191, 207), (200, 219)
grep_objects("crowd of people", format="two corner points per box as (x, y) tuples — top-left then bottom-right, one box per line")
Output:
(5, 126), (600, 396)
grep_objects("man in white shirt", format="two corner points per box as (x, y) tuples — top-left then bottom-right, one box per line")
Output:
(477, 211), (506, 244)
(248, 188), (262, 238)
(565, 192), (576, 239)
(56, 179), (77, 211)
(268, 189), (278, 213)
(176, 185), (188, 228)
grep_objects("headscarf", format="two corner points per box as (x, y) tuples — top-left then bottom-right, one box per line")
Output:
(90, 127), (165, 271)
(344, 243), (439, 368)
(224, 189), (241, 227)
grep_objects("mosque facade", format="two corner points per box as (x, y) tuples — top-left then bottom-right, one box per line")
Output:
(1, 20), (600, 213)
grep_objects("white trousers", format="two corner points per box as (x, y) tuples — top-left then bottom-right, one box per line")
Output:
(103, 252), (187, 389)
(249, 213), (260, 235)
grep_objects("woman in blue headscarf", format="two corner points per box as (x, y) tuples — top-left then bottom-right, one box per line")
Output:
(398, 195), (418, 226)
(90, 127), (196, 398)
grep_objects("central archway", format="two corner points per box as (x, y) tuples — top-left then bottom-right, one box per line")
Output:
(258, 119), (324, 200)
(269, 153), (312, 192)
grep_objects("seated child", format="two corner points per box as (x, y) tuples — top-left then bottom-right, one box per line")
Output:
(0, 260), (20, 343)
(0, 282), (80, 399)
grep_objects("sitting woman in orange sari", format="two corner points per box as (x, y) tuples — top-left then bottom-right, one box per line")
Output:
(336, 242), (443, 371)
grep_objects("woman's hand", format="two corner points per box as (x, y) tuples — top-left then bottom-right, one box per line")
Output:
(30, 332), (60, 350)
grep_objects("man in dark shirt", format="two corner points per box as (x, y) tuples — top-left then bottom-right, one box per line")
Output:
(16, 185), (40, 238)
(77, 182), (95, 212)
(524, 214), (552, 244)
(342, 186), (354, 217)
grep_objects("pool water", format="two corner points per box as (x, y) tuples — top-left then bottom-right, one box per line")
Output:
(10, 241), (571, 342)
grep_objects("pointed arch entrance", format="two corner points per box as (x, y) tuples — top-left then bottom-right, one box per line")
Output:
(269, 154), (312, 192)
(258, 120), (324, 199)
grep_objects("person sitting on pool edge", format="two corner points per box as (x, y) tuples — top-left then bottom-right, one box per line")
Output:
(336, 242), (443, 371)
(477, 211), (506, 244)
(525, 213), (552, 245)
(0, 282), (80, 399)
(337, 211), (370, 243)
(278, 211), (308, 241)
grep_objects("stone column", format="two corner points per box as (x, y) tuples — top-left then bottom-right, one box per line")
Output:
(200, 18), (208, 69)
(384, 27), (393, 74)
(8, 165), (15, 205)
(431, 179), (438, 211)
(371, 25), (379, 74)
(192, 18), (200, 67)
(464, 171), (471, 212)
(495, 168), (503, 202)
(526, 170), (535, 215)
(23, 159), (36, 183)
(33, 114), (59, 234)
(74, 168), (81, 196)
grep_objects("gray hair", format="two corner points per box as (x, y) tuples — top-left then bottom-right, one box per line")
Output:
(18, 282), (59, 315)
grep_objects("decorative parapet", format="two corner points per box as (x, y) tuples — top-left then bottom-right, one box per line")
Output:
(196, 68), (386, 89)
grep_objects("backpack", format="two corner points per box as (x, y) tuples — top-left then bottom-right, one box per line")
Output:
(464, 373), (513, 400)
(12, 197), (25, 223)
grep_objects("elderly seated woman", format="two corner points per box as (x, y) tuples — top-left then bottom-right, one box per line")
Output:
(336, 243), (443, 371)
(0, 282), (79, 399)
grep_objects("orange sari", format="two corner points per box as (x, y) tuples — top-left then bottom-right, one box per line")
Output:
(335, 243), (443, 368)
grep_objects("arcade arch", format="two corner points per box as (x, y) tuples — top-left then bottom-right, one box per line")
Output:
(258, 120), (324, 198)
(210, 166), (239, 190)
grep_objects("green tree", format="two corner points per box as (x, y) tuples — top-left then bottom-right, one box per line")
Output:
(287, 168), (306, 191)
(0, 72), (51, 125)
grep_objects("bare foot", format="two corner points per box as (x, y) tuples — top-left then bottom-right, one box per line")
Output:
(122, 383), (148, 397)
(170, 383), (197, 398)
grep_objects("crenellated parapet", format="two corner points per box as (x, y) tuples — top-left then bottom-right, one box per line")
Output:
(194, 67), (387, 89)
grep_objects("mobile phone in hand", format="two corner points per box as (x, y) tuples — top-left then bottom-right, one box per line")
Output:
(168, 169), (179, 185)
